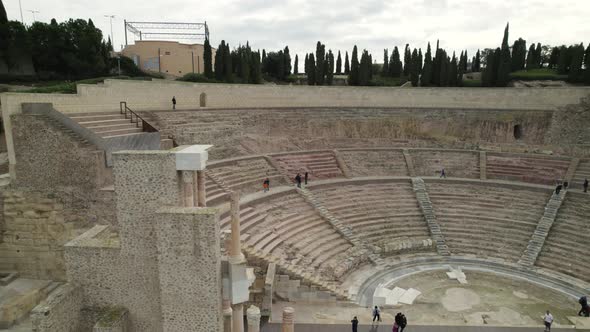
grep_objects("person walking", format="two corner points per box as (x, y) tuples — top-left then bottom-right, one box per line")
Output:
(304, 171), (309, 185)
(172, 96), (177, 110)
(584, 178), (588, 193)
(563, 181), (569, 190)
(399, 313), (407, 332)
(555, 183), (562, 195)
(440, 168), (446, 178)
(295, 173), (302, 188)
(543, 310), (554, 332)
(263, 178), (270, 192)
(351, 316), (359, 332)
(372, 306), (381, 323)
(579, 296), (589, 317)
(392, 322), (399, 332)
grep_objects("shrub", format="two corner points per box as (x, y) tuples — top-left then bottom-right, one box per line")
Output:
(176, 73), (218, 83)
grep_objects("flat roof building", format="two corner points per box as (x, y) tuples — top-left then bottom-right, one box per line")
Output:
(121, 40), (216, 77)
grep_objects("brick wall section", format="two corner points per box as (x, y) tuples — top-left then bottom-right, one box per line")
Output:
(0, 190), (73, 280)
(31, 284), (83, 332)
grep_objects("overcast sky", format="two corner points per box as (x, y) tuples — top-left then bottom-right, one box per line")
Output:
(4, 0), (590, 63)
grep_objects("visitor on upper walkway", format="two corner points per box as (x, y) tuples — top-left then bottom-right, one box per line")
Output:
(172, 96), (177, 110)
(351, 316), (359, 332)
(555, 183), (563, 195)
(263, 178), (270, 192)
(305, 171), (309, 185)
(295, 173), (302, 188)
(543, 310), (554, 332)
(440, 168), (446, 178)
(579, 296), (589, 317)
(584, 179), (588, 193)
(395, 312), (407, 332)
(372, 305), (381, 322)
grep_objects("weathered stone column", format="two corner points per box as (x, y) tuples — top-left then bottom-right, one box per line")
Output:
(229, 191), (245, 263)
(281, 307), (295, 332)
(183, 171), (194, 207)
(232, 304), (244, 332)
(246, 305), (261, 332)
(223, 299), (233, 332)
(197, 170), (207, 207)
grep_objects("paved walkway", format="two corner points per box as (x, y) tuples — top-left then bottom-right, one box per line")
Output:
(261, 323), (577, 332)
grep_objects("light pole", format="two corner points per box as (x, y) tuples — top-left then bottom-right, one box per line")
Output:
(104, 15), (115, 48)
(18, 0), (24, 24)
(27, 10), (39, 22)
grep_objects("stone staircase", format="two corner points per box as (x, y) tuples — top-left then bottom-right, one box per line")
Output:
(411, 178), (450, 256)
(68, 112), (144, 138)
(296, 187), (383, 265)
(518, 190), (566, 266)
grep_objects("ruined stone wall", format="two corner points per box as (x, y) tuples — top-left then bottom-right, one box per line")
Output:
(142, 108), (553, 160)
(31, 284), (83, 332)
(0, 190), (73, 280)
(548, 96), (590, 156)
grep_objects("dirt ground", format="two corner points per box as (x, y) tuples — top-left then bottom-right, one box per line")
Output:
(272, 270), (580, 327)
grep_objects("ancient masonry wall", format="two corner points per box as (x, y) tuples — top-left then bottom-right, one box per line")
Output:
(30, 284), (83, 332)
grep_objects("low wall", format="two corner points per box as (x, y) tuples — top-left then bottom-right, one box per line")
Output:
(31, 284), (83, 332)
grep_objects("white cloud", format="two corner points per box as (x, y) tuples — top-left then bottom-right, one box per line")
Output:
(4, 0), (589, 65)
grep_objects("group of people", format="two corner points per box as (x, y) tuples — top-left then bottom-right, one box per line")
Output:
(294, 172), (309, 188)
(555, 178), (589, 195)
(350, 306), (407, 332)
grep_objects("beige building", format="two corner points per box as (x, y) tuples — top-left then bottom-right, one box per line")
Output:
(121, 40), (216, 77)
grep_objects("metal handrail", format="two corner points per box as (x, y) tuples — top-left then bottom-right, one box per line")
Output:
(119, 101), (158, 133)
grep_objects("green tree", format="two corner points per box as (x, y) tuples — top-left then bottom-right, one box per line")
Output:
(0, 0), (7, 23)
(283, 46), (291, 77)
(410, 48), (419, 86)
(251, 50), (262, 83)
(421, 43), (433, 86)
(349, 45), (359, 85)
(326, 50), (334, 85)
(214, 40), (225, 80)
(584, 44), (590, 84)
(449, 52), (458, 86)
(403, 44), (411, 76)
(315, 41), (325, 85)
(223, 42), (232, 82)
(473, 49), (481, 72)
(261, 49), (266, 71)
(293, 54), (298, 74)
(382, 49), (389, 76)
(359, 50), (371, 85)
(203, 38), (213, 78)
(557, 45), (569, 74)
(336, 51), (342, 74)
(389, 46), (402, 77)
(496, 23), (512, 86)
(344, 51), (350, 74)
(548, 46), (560, 69)
(482, 48), (501, 86)
(568, 43), (584, 83)
(511, 38), (526, 71)
(535, 43), (543, 68)
(307, 53), (316, 85)
(525, 43), (537, 70)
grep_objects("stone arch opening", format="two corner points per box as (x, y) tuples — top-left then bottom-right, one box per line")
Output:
(513, 124), (523, 140)
(199, 92), (207, 107)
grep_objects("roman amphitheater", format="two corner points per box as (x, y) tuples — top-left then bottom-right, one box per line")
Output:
(1, 80), (590, 332)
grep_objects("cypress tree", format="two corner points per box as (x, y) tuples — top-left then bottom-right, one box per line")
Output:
(223, 43), (233, 82)
(462, 50), (468, 72)
(349, 45), (359, 85)
(584, 44), (590, 84)
(403, 44), (411, 76)
(277, 50), (285, 80)
(535, 43), (543, 68)
(526, 44), (536, 70)
(344, 51), (350, 74)
(421, 43), (433, 87)
(294, 54), (298, 75)
(261, 49), (266, 72)
(511, 38), (526, 71)
(283, 46), (291, 77)
(1, 0), (7, 24)
(449, 52), (458, 86)
(251, 51), (262, 83)
(315, 41), (325, 85)
(240, 52), (250, 83)
(359, 50), (371, 86)
(326, 50), (335, 85)
(215, 40), (226, 81)
(439, 53), (450, 87)
(410, 48), (419, 86)
(496, 23), (512, 87)
(473, 49), (481, 72)
(203, 38), (213, 78)
(568, 43), (584, 83)
(389, 46), (402, 77)
(557, 45), (569, 74)
(307, 53), (316, 85)
(368, 53), (373, 81)
(549, 47), (560, 69)
(382, 49), (389, 76)
(336, 51), (342, 74)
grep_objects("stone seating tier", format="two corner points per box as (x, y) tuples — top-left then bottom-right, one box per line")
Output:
(426, 182), (550, 263)
(486, 155), (570, 185)
(411, 151), (480, 179)
(536, 194), (590, 283)
(207, 157), (286, 195)
(310, 183), (431, 246)
(338, 150), (409, 177)
(572, 159), (590, 190)
(273, 152), (344, 180)
(205, 176), (229, 206)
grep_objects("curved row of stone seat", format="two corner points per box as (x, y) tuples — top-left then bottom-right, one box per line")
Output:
(218, 189), (354, 281)
(426, 182), (550, 263)
(486, 154), (570, 185)
(273, 151), (343, 180)
(572, 159), (590, 190)
(309, 182), (432, 249)
(338, 150), (409, 177)
(207, 156), (287, 196)
(411, 150), (480, 179)
(536, 192), (590, 283)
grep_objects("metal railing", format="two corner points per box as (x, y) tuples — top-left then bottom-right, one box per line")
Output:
(119, 101), (158, 133)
